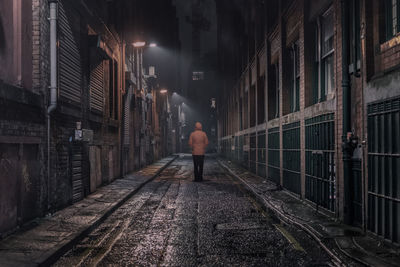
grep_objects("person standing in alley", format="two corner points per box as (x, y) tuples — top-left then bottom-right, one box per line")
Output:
(188, 122), (209, 182)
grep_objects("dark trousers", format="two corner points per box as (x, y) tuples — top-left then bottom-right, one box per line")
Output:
(192, 155), (205, 181)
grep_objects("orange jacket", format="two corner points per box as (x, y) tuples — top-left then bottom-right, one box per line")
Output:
(188, 123), (209, 155)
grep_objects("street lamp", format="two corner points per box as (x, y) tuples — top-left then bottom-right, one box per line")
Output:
(133, 41), (146, 48)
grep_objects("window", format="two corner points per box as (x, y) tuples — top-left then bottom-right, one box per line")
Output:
(312, 8), (334, 104)
(385, 0), (400, 40)
(290, 41), (300, 112)
(268, 63), (280, 120)
(257, 75), (265, 124)
(349, 0), (361, 74)
(192, 71), (204, 80)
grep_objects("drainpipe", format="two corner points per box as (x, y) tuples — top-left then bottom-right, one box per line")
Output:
(341, 0), (355, 224)
(47, 0), (58, 210)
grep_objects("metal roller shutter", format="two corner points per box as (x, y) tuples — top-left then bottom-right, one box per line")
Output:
(90, 55), (104, 112)
(58, 1), (82, 104)
(71, 144), (83, 203)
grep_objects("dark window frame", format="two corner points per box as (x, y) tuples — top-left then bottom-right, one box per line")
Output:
(349, 0), (361, 74)
(384, 0), (400, 41)
(312, 6), (335, 104)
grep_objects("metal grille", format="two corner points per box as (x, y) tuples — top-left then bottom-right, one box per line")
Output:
(243, 134), (249, 169)
(283, 121), (301, 195)
(352, 158), (363, 225)
(235, 136), (239, 161)
(228, 138), (234, 160)
(257, 131), (266, 177)
(367, 96), (400, 244)
(89, 55), (104, 112)
(239, 135), (244, 163)
(305, 113), (336, 212)
(268, 127), (280, 184)
(59, 1), (82, 104)
(250, 132), (257, 173)
(123, 89), (131, 145)
(71, 144), (84, 203)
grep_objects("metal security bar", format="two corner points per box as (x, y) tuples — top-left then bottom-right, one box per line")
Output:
(367, 97), (400, 244)
(243, 134), (249, 169)
(239, 135), (244, 163)
(250, 132), (257, 173)
(305, 113), (336, 212)
(71, 143), (84, 203)
(257, 131), (266, 178)
(268, 127), (280, 184)
(235, 136), (239, 161)
(283, 121), (301, 195)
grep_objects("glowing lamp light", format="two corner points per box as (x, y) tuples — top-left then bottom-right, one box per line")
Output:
(160, 89), (168, 94)
(133, 41), (146, 47)
(149, 43), (157, 47)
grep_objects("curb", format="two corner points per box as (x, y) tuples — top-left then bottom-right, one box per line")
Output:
(40, 155), (178, 267)
(217, 159), (346, 267)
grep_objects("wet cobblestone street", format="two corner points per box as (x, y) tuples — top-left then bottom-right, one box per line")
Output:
(54, 156), (334, 266)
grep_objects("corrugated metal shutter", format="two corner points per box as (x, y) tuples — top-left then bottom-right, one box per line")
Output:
(90, 55), (104, 112)
(59, 1), (82, 103)
(123, 88), (131, 145)
(71, 144), (83, 203)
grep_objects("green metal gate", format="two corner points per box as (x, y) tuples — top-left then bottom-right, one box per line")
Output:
(243, 134), (249, 169)
(282, 121), (301, 195)
(367, 97), (400, 244)
(268, 127), (280, 184)
(257, 130), (266, 178)
(250, 132), (257, 173)
(305, 113), (336, 212)
(239, 135), (244, 163)
(235, 136), (239, 162)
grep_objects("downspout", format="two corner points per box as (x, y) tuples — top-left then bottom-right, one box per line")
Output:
(341, 0), (354, 224)
(47, 0), (58, 210)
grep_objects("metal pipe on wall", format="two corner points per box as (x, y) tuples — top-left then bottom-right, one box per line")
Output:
(47, 0), (58, 210)
(341, 0), (353, 224)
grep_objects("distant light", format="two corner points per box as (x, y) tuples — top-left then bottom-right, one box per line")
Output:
(160, 89), (168, 94)
(133, 41), (146, 47)
(149, 43), (157, 47)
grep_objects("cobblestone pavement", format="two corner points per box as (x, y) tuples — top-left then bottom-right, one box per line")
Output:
(54, 156), (335, 266)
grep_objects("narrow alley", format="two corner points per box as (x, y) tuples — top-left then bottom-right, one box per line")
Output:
(54, 157), (334, 266)
(1, 0), (400, 266)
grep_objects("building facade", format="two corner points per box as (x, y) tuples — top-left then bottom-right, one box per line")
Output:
(216, 0), (400, 244)
(0, 0), (179, 236)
